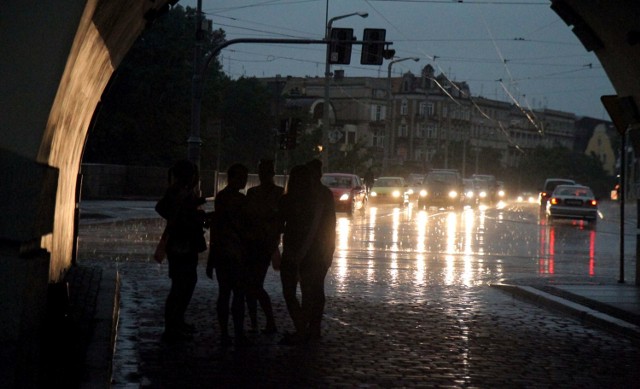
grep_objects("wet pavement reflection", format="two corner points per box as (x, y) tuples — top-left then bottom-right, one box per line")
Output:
(78, 200), (636, 296)
(323, 200), (635, 301)
(76, 199), (640, 388)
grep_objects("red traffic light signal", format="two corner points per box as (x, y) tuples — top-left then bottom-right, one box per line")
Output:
(361, 28), (386, 65)
(329, 28), (354, 65)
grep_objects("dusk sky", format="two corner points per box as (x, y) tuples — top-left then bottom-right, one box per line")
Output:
(182, 0), (615, 119)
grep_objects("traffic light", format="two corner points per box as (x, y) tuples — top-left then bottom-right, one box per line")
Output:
(361, 28), (387, 65)
(329, 28), (354, 64)
(278, 118), (302, 150)
(287, 118), (302, 150)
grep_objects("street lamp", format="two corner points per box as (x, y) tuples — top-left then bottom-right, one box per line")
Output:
(322, 11), (368, 172)
(383, 57), (419, 173)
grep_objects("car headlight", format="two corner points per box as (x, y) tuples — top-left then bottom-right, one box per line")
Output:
(420, 189), (427, 197)
(339, 193), (350, 201)
(479, 191), (487, 198)
(448, 190), (458, 199)
(392, 190), (401, 198)
(371, 191), (377, 197)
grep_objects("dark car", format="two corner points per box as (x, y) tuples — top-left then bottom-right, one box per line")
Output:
(462, 178), (478, 207)
(539, 178), (576, 208)
(545, 184), (598, 225)
(418, 169), (463, 210)
(321, 173), (367, 215)
(471, 174), (498, 205)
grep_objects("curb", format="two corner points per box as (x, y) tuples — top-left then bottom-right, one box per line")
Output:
(490, 283), (640, 344)
(81, 269), (120, 389)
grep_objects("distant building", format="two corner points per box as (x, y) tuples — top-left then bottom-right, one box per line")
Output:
(258, 66), (615, 178)
(585, 123), (616, 175)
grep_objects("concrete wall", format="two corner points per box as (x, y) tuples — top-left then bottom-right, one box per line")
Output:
(0, 1), (170, 386)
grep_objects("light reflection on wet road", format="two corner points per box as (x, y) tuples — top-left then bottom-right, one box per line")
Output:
(325, 200), (635, 301)
(79, 199), (640, 387)
(78, 199), (637, 300)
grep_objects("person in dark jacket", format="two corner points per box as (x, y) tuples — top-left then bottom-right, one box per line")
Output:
(206, 163), (250, 347)
(155, 159), (207, 342)
(303, 158), (336, 341)
(245, 159), (283, 334)
(278, 160), (336, 345)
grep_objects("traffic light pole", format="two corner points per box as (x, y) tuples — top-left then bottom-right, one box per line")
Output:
(191, 37), (392, 171)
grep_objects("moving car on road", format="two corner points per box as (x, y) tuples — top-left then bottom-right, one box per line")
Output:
(545, 184), (598, 225)
(471, 174), (498, 205)
(406, 173), (425, 201)
(462, 178), (477, 207)
(369, 176), (409, 206)
(418, 169), (464, 210)
(321, 173), (367, 215)
(539, 178), (576, 208)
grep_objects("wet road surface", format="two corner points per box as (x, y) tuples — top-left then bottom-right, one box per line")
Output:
(77, 199), (640, 387)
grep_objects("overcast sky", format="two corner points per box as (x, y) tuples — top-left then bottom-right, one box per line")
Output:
(181, 0), (615, 119)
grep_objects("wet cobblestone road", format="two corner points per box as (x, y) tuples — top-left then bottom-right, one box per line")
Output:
(77, 204), (640, 388)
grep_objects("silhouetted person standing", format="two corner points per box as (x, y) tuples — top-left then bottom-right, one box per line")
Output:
(245, 159), (282, 334)
(278, 164), (312, 344)
(155, 159), (207, 342)
(304, 158), (336, 341)
(206, 163), (250, 347)
(278, 161), (336, 345)
(364, 167), (374, 195)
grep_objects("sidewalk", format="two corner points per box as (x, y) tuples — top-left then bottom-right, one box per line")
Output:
(491, 278), (640, 342)
(59, 266), (640, 388)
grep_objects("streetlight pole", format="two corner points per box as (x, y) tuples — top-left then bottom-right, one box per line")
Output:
(188, 0), (204, 168)
(383, 57), (419, 174)
(323, 11), (368, 172)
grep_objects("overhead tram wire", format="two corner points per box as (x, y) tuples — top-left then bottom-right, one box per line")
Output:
(480, 9), (543, 135)
(364, 0), (527, 151)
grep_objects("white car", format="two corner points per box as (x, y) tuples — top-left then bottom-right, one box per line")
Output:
(546, 184), (598, 225)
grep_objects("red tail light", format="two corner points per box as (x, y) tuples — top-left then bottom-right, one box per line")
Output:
(550, 197), (559, 205)
(590, 199), (597, 207)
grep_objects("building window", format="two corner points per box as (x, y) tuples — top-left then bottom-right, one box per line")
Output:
(347, 131), (356, 144)
(372, 128), (384, 148)
(400, 99), (408, 116)
(426, 103), (434, 117)
(398, 123), (408, 137)
(427, 124), (437, 138)
(371, 104), (385, 121)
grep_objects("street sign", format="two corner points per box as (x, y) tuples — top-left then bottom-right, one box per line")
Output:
(601, 95), (639, 135)
(329, 129), (344, 143)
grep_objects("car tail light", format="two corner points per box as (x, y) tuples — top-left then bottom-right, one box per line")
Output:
(550, 197), (559, 205)
(589, 199), (597, 207)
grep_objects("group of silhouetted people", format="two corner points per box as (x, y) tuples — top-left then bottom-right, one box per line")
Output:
(155, 158), (335, 346)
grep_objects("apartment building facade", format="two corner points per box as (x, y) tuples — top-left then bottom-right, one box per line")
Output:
(260, 65), (613, 177)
